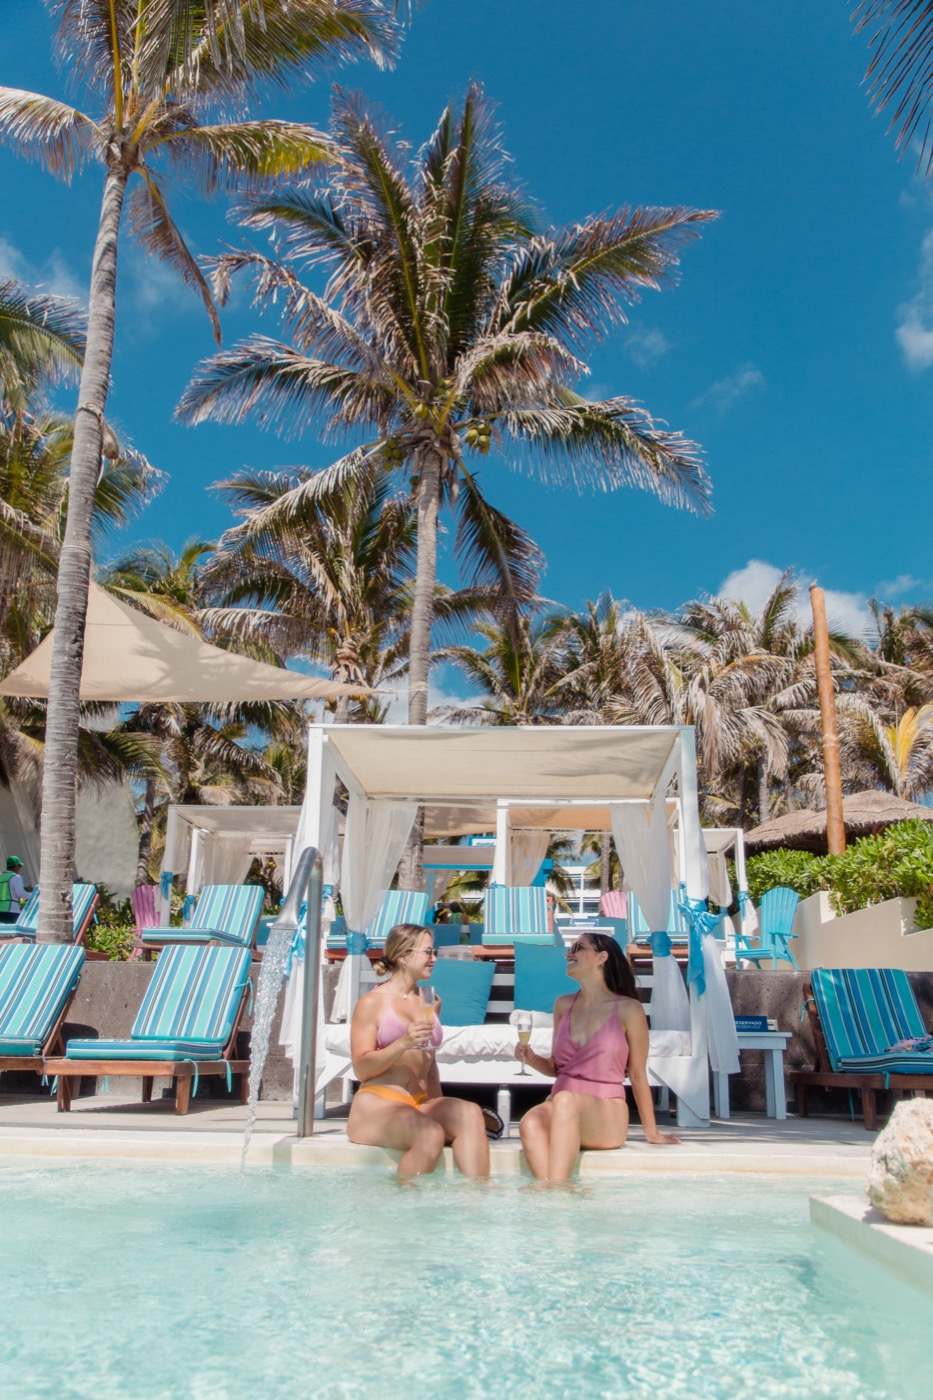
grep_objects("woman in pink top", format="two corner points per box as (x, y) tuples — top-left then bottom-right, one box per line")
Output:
(347, 923), (489, 1182)
(516, 933), (679, 1182)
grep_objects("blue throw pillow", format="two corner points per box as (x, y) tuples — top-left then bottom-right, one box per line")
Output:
(426, 959), (495, 1027)
(514, 943), (576, 1013)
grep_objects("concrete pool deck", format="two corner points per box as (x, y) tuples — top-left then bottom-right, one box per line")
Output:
(0, 1093), (874, 1177)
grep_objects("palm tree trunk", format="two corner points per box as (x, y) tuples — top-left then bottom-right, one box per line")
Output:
(599, 831), (610, 896)
(38, 162), (128, 941)
(757, 756), (770, 826)
(399, 446), (442, 891)
(407, 447), (442, 725)
(136, 776), (157, 885)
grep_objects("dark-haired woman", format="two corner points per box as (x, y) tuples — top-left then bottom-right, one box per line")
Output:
(347, 923), (489, 1183)
(516, 933), (679, 1182)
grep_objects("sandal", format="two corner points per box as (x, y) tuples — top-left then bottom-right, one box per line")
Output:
(481, 1106), (505, 1139)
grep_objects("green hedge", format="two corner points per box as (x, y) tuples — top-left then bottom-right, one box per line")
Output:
(744, 819), (933, 931)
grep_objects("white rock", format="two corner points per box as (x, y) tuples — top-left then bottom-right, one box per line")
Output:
(867, 1097), (933, 1226)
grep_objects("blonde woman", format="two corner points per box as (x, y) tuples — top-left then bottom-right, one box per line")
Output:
(347, 924), (490, 1182)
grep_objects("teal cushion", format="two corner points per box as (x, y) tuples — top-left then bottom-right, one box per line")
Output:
(0, 1038), (43, 1056)
(514, 943), (576, 1014)
(66, 1038), (223, 1062)
(426, 959), (495, 1027)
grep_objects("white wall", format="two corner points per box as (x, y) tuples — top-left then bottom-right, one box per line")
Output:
(75, 782), (139, 899)
(795, 890), (933, 971)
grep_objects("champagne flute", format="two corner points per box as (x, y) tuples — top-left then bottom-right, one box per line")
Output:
(419, 984), (437, 1057)
(515, 1011), (533, 1076)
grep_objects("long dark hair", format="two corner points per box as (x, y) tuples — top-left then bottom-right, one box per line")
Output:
(588, 933), (639, 999)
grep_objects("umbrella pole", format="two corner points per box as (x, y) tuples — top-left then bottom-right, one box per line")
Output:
(809, 584), (846, 855)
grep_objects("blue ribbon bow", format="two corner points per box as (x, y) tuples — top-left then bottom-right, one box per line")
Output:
(159, 871), (173, 899)
(649, 930), (672, 958)
(345, 930), (369, 955)
(678, 897), (721, 999)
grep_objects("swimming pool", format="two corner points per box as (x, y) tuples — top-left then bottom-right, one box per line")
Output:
(2, 1164), (927, 1398)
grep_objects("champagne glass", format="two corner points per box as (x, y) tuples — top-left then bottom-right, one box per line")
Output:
(515, 1011), (533, 1076)
(419, 984), (437, 1057)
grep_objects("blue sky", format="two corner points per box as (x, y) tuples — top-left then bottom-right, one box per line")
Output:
(3, 0), (932, 675)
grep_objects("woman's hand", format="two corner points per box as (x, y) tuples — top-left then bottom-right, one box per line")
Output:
(402, 1021), (434, 1052)
(645, 1130), (681, 1146)
(514, 1041), (532, 1065)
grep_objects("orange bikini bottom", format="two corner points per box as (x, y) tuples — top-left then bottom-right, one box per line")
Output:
(356, 1084), (429, 1111)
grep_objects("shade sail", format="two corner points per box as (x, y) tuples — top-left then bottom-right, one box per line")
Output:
(324, 724), (679, 804)
(0, 584), (369, 704)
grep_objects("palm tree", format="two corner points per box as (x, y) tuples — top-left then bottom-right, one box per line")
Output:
(0, 0), (396, 938)
(0, 278), (84, 416)
(178, 83), (715, 741)
(437, 613), (569, 726)
(853, 2), (933, 173)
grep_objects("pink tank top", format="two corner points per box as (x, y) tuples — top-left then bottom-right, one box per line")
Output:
(552, 995), (628, 1099)
(375, 1002), (443, 1050)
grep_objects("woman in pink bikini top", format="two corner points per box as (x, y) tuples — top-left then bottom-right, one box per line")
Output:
(516, 932), (679, 1184)
(347, 923), (489, 1183)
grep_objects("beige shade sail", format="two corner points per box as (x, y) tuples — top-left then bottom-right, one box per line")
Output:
(0, 583), (369, 704)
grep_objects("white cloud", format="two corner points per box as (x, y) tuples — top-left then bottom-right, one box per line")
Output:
(896, 229), (933, 370)
(691, 362), (764, 414)
(0, 233), (84, 302)
(626, 325), (671, 369)
(381, 680), (485, 725)
(876, 573), (921, 597)
(717, 559), (875, 640)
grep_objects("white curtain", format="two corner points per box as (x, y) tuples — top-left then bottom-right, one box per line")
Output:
(204, 836), (254, 888)
(509, 830), (549, 887)
(610, 800), (690, 1032)
(708, 850), (733, 908)
(331, 796), (417, 1022)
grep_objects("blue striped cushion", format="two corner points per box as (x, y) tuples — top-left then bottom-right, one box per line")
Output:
(483, 887), (550, 944)
(140, 884), (263, 948)
(836, 1051), (933, 1076)
(140, 926), (256, 947)
(0, 944), (85, 1054)
(66, 1038), (223, 1062)
(365, 890), (430, 945)
(131, 945), (250, 1047)
(0, 884), (97, 942)
(812, 968), (927, 1071)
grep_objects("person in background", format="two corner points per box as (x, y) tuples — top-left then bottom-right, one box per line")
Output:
(0, 855), (31, 924)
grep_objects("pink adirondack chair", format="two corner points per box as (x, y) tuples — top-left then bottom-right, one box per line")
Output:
(130, 884), (159, 959)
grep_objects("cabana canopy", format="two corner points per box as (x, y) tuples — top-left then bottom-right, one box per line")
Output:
(0, 583), (368, 705)
(746, 789), (933, 853)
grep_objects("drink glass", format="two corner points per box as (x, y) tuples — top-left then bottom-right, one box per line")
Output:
(515, 1011), (533, 1075)
(419, 985), (437, 1057)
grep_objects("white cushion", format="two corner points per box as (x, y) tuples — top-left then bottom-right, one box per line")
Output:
(324, 1021), (690, 1063)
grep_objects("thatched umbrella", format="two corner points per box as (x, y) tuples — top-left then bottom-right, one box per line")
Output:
(746, 789), (933, 854)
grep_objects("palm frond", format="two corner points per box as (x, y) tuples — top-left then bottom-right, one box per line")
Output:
(453, 463), (543, 617)
(853, 0), (933, 172)
(0, 278), (85, 406)
(129, 170), (221, 343)
(158, 119), (333, 191)
(0, 86), (100, 179)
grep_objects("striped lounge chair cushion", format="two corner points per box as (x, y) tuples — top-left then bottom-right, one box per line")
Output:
(482, 887), (553, 945)
(812, 968), (932, 1074)
(366, 890), (430, 945)
(65, 1038), (223, 1062)
(1, 884), (97, 942)
(140, 884), (263, 948)
(0, 944), (85, 1055)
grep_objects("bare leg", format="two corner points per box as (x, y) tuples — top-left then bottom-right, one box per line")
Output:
(424, 1097), (490, 1179)
(519, 1101), (553, 1181)
(348, 1094), (446, 1182)
(549, 1092), (629, 1183)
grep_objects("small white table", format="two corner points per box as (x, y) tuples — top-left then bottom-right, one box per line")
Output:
(713, 1031), (792, 1121)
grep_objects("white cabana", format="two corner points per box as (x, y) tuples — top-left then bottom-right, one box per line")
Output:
(287, 723), (740, 1126)
(159, 803), (301, 923)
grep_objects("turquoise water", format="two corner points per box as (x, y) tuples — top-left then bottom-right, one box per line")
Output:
(2, 1164), (930, 1399)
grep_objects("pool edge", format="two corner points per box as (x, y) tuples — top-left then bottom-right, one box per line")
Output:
(810, 1195), (933, 1300)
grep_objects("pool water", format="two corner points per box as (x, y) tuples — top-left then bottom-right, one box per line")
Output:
(2, 1164), (928, 1399)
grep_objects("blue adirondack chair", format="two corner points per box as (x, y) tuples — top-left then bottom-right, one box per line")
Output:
(734, 885), (799, 969)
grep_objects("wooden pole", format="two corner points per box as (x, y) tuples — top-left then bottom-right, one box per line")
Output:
(809, 584), (846, 854)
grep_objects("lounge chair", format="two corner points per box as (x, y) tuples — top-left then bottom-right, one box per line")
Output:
(792, 967), (933, 1129)
(45, 944), (252, 1114)
(139, 883), (264, 952)
(734, 885), (799, 969)
(0, 883), (99, 944)
(327, 889), (430, 950)
(627, 890), (689, 945)
(482, 886), (555, 946)
(0, 944), (85, 1079)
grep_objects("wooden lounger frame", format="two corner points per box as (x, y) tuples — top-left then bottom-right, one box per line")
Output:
(44, 976), (251, 1116)
(790, 976), (933, 1131)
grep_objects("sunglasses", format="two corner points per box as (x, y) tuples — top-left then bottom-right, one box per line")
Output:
(568, 941), (593, 956)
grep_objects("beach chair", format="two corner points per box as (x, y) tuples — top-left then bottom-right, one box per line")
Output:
(598, 891), (628, 944)
(326, 890), (430, 950)
(734, 886), (799, 969)
(46, 944), (252, 1114)
(139, 883), (264, 952)
(0, 883), (99, 944)
(0, 944), (86, 1079)
(627, 891), (689, 945)
(131, 884), (158, 936)
(482, 886), (555, 946)
(792, 968), (933, 1129)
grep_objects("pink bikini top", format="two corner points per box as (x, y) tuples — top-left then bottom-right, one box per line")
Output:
(553, 995), (628, 1093)
(376, 1000), (443, 1050)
